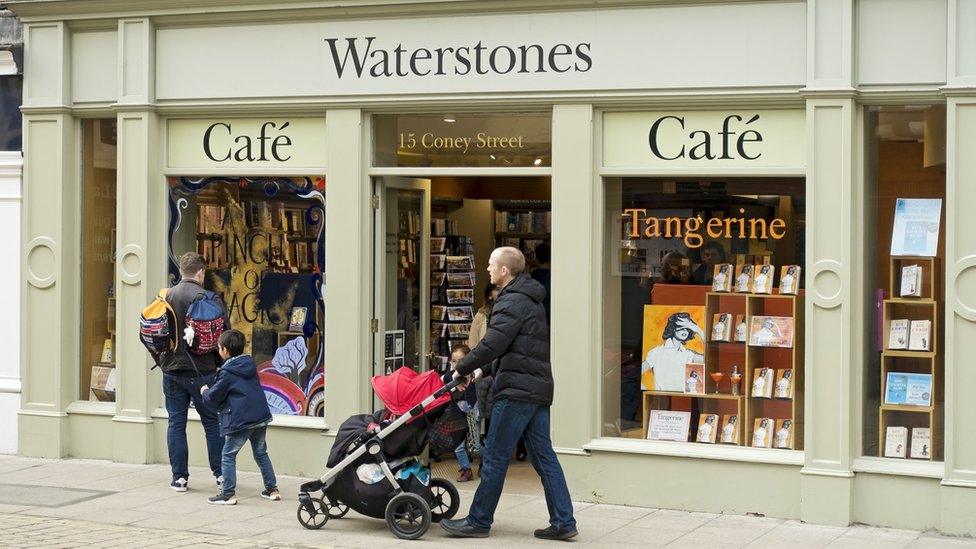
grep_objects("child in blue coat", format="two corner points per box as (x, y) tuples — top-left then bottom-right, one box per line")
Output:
(200, 329), (279, 505)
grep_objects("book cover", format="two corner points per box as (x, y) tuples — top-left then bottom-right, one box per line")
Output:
(748, 316), (795, 348)
(752, 418), (774, 448)
(753, 264), (774, 294)
(884, 372), (909, 405)
(447, 306), (474, 322)
(710, 313), (733, 342)
(908, 320), (932, 351)
(890, 198), (942, 257)
(430, 237), (446, 253)
(904, 373), (933, 406)
(431, 273), (446, 287)
(884, 426), (909, 458)
(712, 264), (733, 292)
(734, 314), (748, 342)
(779, 265), (801, 295)
(447, 273), (475, 288)
(288, 307), (307, 332)
(431, 305), (447, 321)
(774, 369), (794, 399)
(752, 367), (774, 398)
(887, 319), (910, 350)
(910, 428), (932, 459)
(446, 289), (475, 305)
(100, 338), (113, 364)
(735, 264), (754, 293)
(648, 410), (691, 442)
(696, 414), (719, 444)
(720, 415), (739, 444)
(774, 419), (794, 449)
(640, 304), (707, 391)
(900, 265), (923, 297)
(684, 363), (705, 395)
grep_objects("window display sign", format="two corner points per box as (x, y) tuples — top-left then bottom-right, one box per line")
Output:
(167, 118), (327, 170)
(373, 113), (551, 167)
(603, 110), (805, 169)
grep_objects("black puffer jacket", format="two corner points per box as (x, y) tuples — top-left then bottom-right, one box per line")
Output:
(455, 274), (553, 406)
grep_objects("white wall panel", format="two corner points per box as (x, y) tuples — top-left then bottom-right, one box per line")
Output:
(857, 0), (947, 85)
(71, 31), (117, 104)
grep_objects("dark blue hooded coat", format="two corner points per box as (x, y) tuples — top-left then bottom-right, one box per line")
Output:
(202, 355), (273, 436)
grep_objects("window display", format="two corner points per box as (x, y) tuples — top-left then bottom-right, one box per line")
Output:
(168, 176), (326, 416)
(603, 177), (805, 451)
(81, 119), (117, 401)
(862, 105), (945, 461)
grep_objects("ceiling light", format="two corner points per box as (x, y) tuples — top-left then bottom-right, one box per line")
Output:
(443, 117), (456, 123)
(533, 158), (542, 166)
(489, 154), (496, 160)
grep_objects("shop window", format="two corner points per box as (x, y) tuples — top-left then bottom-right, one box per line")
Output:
(373, 113), (551, 168)
(602, 178), (806, 451)
(168, 177), (326, 417)
(81, 119), (117, 401)
(0, 75), (22, 151)
(862, 105), (945, 461)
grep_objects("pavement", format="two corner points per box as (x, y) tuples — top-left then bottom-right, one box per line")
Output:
(0, 454), (974, 548)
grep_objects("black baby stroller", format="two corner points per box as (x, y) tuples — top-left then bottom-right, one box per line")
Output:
(297, 366), (477, 540)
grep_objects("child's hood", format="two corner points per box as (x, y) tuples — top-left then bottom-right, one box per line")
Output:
(220, 355), (257, 379)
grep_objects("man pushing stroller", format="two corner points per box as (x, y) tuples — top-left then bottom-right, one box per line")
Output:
(441, 246), (578, 541)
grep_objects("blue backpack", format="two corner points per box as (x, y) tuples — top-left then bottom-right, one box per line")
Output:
(184, 291), (226, 355)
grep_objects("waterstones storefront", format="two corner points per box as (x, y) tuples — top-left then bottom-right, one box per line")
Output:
(13, 0), (976, 535)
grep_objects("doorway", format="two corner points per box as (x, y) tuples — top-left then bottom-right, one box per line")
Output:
(371, 175), (552, 494)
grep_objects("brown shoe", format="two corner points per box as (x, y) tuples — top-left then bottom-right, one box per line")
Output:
(456, 468), (473, 482)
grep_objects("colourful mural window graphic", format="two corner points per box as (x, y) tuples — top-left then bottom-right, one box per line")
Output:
(168, 176), (326, 417)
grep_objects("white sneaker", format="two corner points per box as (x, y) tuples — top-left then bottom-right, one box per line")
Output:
(170, 478), (188, 493)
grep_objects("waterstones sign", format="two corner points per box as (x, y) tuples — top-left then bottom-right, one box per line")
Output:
(167, 118), (327, 170)
(602, 110), (806, 169)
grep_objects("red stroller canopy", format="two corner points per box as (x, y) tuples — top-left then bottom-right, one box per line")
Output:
(371, 366), (452, 417)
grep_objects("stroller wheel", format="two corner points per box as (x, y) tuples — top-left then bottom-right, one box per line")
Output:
(327, 500), (350, 519)
(428, 478), (460, 523)
(385, 492), (431, 540)
(296, 496), (329, 530)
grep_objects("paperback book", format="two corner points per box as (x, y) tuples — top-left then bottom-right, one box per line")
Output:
(887, 319), (910, 350)
(900, 264), (923, 297)
(885, 372), (933, 407)
(884, 426), (909, 458)
(910, 428), (932, 459)
(908, 320), (932, 351)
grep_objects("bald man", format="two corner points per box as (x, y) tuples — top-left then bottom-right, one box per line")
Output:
(441, 247), (578, 540)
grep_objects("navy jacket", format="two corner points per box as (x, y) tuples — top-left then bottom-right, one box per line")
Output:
(202, 355), (272, 436)
(455, 274), (554, 406)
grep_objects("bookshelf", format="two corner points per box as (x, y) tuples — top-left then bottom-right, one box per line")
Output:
(879, 256), (943, 461)
(494, 200), (551, 270)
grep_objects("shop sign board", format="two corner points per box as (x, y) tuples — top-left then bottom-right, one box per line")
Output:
(167, 118), (327, 170)
(603, 110), (806, 169)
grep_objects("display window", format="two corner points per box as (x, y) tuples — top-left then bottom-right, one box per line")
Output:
(168, 176), (326, 416)
(602, 178), (805, 450)
(862, 105), (945, 461)
(80, 119), (118, 401)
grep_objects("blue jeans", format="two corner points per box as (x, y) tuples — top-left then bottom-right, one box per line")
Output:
(163, 372), (224, 481)
(221, 424), (277, 496)
(454, 402), (481, 470)
(467, 399), (576, 531)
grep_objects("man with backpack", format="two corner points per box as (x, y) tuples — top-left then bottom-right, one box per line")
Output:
(152, 252), (230, 493)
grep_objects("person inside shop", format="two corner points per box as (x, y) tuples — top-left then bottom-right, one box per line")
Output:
(157, 252), (229, 493)
(619, 253), (652, 430)
(440, 247), (578, 541)
(469, 283), (499, 473)
(530, 242), (551, 325)
(449, 344), (481, 483)
(661, 250), (691, 284)
(690, 240), (727, 286)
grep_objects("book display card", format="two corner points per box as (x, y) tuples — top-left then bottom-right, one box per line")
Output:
(711, 313), (733, 342)
(774, 369), (794, 399)
(900, 265), (923, 297)
(90, 365), (117, 402)
(100, 338), (113, 364)
(774, 419), (794, 449)
(684, 363), (705, 395)
(748, 316), (795, 348)
(648, 410), (692, 442)
(735, 264), (754, 293)
(887, 319), (910, 350)
(697, 414), (719, 443)
(752, 367), (774, 398)
(752, 418), (774, 448)
(910, 428), (932, 459)
(753, 264), (774, 294)
(720, 415), (739, 444)
(890, 198), (942, 257)
(288, 306), (307, 332)
(885, 373), (933, 407)
(712, 264), (733, 292)
(884, 426), (909, 458)
(733, 314), (748, 342)
(779, 265), (801, 295)
(908, 320), (932, 351)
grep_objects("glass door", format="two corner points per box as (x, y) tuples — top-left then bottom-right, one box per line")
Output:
(372, 177), (432, 389)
